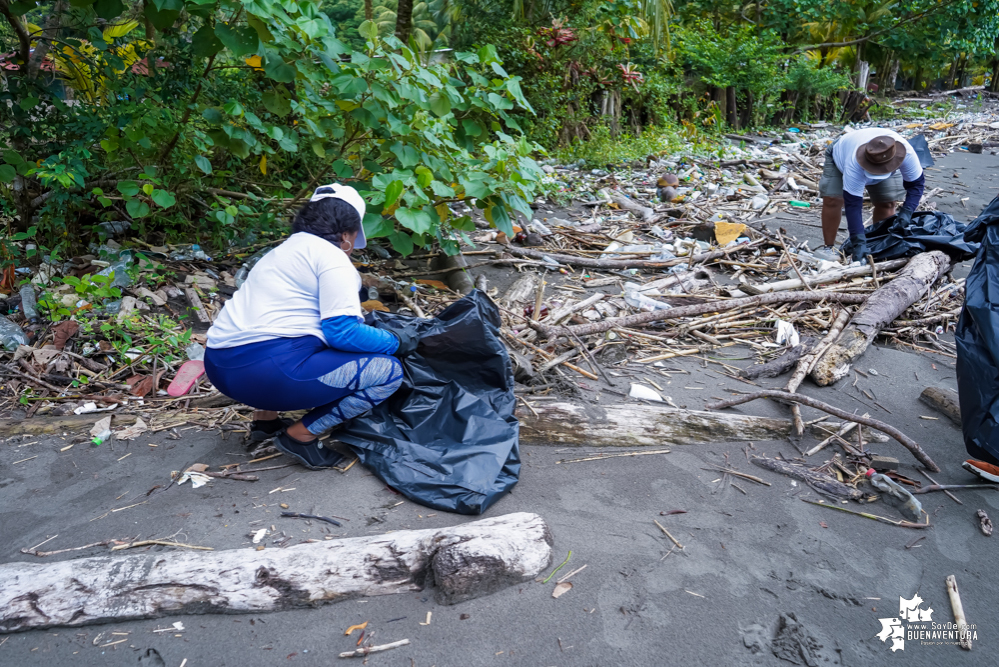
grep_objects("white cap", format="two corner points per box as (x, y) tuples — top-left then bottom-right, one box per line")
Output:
(310, 184), (367, 249)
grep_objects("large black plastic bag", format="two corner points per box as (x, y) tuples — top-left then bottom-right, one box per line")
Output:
(336, 290), (520, 514)
(956, 196), (999, 463)
(845, 210), (980, 261)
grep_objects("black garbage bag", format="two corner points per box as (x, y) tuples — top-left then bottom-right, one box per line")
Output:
(842, 210), (980, 261)
(908, 134), (935, 169)
(336, 290), (520, 514)
(956, 196), (999, 464)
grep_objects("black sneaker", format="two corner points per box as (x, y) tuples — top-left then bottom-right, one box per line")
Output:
(273, 430), (345, 470)
(249, 418), (293, 443)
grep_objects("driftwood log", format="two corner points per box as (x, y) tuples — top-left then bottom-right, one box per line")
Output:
(609, 193), (654, 222)
(919, 387), (962, 426)
(516, 401), (863, 447)
(0, 512), (552, 633)
(740, 338), (817, 379)
(503, 239), (761, 272)
(810, 251), (951, 386)
(729, 258), (909, 296)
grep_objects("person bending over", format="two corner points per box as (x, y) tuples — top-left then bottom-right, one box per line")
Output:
(204, 184), (417, 469)
(815, 129), (925, 263)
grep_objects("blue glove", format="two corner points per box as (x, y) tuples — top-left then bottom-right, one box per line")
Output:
(850, 233), (869, 265)
(392, 329), (420, 357)
(896, 206), (914, 227)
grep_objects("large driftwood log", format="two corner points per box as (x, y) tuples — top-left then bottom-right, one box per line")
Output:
(517, 401), (856, 447)
(609, 193), (655, 222)
(0, 513), (552, 633)
(810, 251), (951, 386)
(919, 387), (962, 426)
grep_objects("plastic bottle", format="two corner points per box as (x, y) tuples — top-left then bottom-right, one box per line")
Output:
(0, 315), (29, 351)
(185, 342), (206, 361)
(91, 429), (112, 447)
(19, 285), (38, 321)
(234, 248), (274, 289)
(366, 286), (379, 301)
(866, 469), (923, 521)
(624, 283), (673, 312)
(96, 257), (133, 288)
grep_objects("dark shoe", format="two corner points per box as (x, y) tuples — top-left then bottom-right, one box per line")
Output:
(273, 430), (344, 470)
(249, 417), (293, 443)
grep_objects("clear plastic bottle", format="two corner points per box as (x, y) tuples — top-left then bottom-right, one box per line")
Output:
(19, 285), (38, 321)
(234, 248), (274, 289)
(185, 342), (206, 361)
(0, 315), (29, 350)
(91, 429), (112, 447)
(866, 469), (923, 521)
(96, 257), (133, 288)
(624, 283), (673, 312)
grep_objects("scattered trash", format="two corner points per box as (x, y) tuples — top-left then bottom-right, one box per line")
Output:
(344, 621), (368, 636)
(866, 468), (923, 522)
(338, 638), (410, 659)
(552, 582), (573, 598)
(0, 315), (29, 351)
(629, 383), (663, 402)
(773, 320), (800, 347)
(114, 418), (148, 441)
(977, 509), (993, 536)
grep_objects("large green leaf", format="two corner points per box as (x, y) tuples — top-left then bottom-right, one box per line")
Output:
(92, 0), (123, 18)
(395, 207), (434, 235)
(262, 90), (291, 117)
(263, 52), (297, 83)
(429, 92), (451, 117)
(192, 24), (223, 58)
(0, 165), (16, 183)
(150, 189), (176, 208)
(214, 24), (258, 57)
(363, 213), (394, 239)
(126, 199), (150, 218)
(194, 155), (212, 175)
(388, 231), (414, 257)
(390, 142), (419, 169)
(116, 181), (140, 197)
(383, 180), (404, 208)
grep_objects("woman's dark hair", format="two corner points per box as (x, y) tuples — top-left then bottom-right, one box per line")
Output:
(292, 197), (361, 246)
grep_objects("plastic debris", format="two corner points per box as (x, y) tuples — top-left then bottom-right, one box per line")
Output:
(866, 469), (923, 522)
(774, 320), (800, 347)
(0, 316), (29, 351)
(629, 384), (663, 402)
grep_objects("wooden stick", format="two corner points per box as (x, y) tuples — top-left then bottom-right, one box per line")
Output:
(706, 390), (940, 471)
(339, 639), (410, 658)
(109, 540), (214, 552)
(804, 420), (859, 457)
(801, 499), (930, 529)
(785, 308), (851, 435)
(945, 575), (972, 650)
(504, 239), (762, 271)
(653, 520), (685, 549)
(916, 469), (962, 505)
(536, 291), (868, 340)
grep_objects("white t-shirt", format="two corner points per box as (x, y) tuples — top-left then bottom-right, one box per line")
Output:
(207, 232), (362, 349)
(831, 128), (923, 197)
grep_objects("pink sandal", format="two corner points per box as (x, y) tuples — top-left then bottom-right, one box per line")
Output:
(167, 360), (206, 397)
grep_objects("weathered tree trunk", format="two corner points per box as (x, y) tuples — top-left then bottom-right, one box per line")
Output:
(886, 59), (900, 92)
(991, 58), (999, 93)
(364, 0), (372, 20)
(947, 57), (960, 90)
(0, 513), (552, 633)
(726, 86), (738, 129)
(810, 251), (951, 386)
(516, 401), (860, 447)
(919, 387), (962, 427)
(394, 0), (413, 44)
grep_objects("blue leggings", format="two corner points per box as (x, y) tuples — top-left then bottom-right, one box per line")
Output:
(204, 336), (403, 436)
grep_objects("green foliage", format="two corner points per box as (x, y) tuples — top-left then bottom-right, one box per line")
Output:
(0, 0), (543, 260)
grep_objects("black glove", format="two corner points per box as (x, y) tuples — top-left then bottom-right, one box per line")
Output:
(849, 233), (869, 265)
(391, 329), (420, 357)
(895, 206), (914, 227)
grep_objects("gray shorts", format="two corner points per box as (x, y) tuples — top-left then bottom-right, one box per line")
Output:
(818, 142), (905, 203)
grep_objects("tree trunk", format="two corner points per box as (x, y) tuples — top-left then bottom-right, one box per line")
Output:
(946, 57), (958, 89)
(810, 251), (951, 386)
(956, 53), (968, 89)
(516, 401), (872, 447)
(726, 86), (738, 129)
(394, 0), (413, 44)
(741, 89), (753, 128)
(0, 513), (553, 632)
(886, 59), (900, 92)
(913, 65), (923, 91)
(711, 86), (725, 105)
(919, 387), (962, 426)
(991, 58), (999, 93)
(364, 0), (372, 20)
